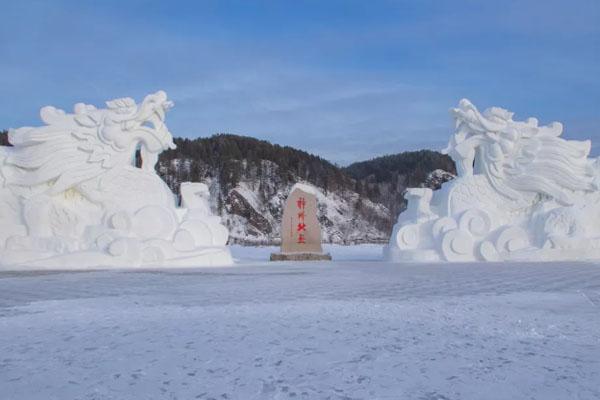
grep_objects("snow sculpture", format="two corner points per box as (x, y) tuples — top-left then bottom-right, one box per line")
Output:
(385, 99), (600, 262)
(0, 91), (232, 268)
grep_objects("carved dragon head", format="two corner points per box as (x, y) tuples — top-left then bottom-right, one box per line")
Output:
(81, 90), (176, 154)
(444, 99), (594, 205)
(444, 99), (512, 177)
(444, 98), (564, 177)
(3, 91), (179, 195)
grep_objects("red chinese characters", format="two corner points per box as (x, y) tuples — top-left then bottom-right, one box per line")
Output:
(296, 196), (306, 244)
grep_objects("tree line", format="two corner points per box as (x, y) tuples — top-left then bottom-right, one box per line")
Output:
(158, 134), (354, 195)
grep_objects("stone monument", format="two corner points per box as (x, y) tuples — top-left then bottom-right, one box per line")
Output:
(0, 91), (233, 268)
(270, 183), (332, 261)
(385, 98), (600, 262)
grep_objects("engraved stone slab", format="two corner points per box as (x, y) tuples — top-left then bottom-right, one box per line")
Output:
(270, 183), (331, 261)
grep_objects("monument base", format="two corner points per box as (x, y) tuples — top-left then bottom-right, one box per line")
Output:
(270, 252), (332, 262)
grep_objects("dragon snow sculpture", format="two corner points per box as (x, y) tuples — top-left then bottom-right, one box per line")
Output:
(0, 92), (232, 268)
(385, 99), (600, 262)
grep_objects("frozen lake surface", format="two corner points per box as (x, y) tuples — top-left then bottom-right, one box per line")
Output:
(1, 245), (600, 399)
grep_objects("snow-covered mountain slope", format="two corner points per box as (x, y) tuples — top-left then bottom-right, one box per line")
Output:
(223, 180), (390, 244)
(161, 162), (391, 244)
(157, 134), (454, 244)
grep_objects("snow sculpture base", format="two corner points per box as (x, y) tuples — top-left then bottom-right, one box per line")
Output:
(0, 92), (232, 269)
(385, 99), (600, 263)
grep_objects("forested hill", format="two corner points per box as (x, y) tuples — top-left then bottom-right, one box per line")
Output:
(343, 150), (456, 222)
(344, 150), (455, 186)
(159, 134), (352, 195)
(157, 134), (455, 244)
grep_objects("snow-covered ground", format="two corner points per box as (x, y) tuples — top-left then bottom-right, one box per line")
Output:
(1, 246), (600, 399)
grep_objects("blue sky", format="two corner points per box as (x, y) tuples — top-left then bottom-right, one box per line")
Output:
(1, 0), (598, 164)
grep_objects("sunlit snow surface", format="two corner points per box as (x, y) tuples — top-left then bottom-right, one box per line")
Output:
(1, 245), (600, 400)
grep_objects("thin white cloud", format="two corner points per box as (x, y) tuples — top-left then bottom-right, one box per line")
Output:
(0, 0), (598, 163)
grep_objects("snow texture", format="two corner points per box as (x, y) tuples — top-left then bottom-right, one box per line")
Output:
(1, 246), (599, 400)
